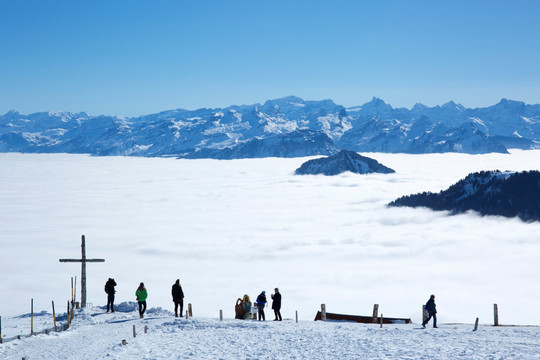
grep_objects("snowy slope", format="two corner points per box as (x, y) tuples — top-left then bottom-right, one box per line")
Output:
(1, 305), (540, 360)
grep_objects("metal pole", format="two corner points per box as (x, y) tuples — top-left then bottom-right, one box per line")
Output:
(81, 235), (87, 308)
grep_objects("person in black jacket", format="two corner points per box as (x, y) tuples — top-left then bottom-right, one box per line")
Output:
(271, 287), (282, 321)
(422, 294), (437, 328)
(104, 278), (117, 313)
(256, 291), (267, 321)
(172, 279), (185, 318)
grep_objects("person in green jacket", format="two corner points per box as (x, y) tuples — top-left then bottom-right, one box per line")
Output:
(135, 282), (148, 318)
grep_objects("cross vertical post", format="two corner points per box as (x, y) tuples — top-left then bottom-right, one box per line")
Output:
(59, 235), (105, 308)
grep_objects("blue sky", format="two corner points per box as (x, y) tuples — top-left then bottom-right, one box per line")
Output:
(1, 0), (540, 116)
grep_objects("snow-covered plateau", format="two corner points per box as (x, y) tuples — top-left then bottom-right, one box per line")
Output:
(1, 305), (540, 360)
(1, 150), (540, 359)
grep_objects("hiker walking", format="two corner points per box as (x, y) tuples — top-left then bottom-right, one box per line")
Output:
(172, 279), (184, 318)
(256, 291), (267, 321)
(104, 278), (117, 313)
(271, 287), (282, 321)
(136, 282), (148, 318)
(422, 294), (437, 328)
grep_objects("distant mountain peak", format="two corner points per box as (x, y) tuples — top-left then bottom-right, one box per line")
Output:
(295, 150), (395, 176)
(442, 101), (465, 110)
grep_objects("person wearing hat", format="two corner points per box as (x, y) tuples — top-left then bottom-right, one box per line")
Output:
(271, 288), (282, 321)
(135, 282), (148, 318)
(256, 291), (267, 321)
(171, 279), (184, 318)
(104, 278), (117, 313)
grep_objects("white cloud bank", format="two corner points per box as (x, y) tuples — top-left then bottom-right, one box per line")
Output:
(1, 150), (539, 326)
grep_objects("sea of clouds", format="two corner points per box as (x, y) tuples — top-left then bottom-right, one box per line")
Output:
(1, 151), (539, 326)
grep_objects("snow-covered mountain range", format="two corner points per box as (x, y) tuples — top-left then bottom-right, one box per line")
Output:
(388, 170), (540, 222)
(2, 96), (539, 158)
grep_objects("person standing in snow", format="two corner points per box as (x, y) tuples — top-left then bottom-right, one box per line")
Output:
(136, 282), (148, 318)
(171, 279), (184, 318)
(256, 291), (267, 321)
(271, 287), (282, 321)
(242, 294), (252, 319)
(422, 294), (437, 328)
(104, 278), (117, 313)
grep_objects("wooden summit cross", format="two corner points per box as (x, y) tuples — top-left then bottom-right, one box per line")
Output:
(59, 235), (105, 308)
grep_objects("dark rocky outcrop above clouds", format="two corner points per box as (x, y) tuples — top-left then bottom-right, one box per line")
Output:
(388, 170), (540, 222)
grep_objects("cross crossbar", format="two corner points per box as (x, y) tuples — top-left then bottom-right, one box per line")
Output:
(59, 235), (105, 308)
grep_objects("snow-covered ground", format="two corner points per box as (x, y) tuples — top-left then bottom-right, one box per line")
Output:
(1, 150), (540, 358)
(1, 304), (540, 360)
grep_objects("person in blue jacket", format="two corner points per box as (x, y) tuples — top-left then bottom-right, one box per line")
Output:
(256, 291), (267, 321)
(422, 294), (437, 328)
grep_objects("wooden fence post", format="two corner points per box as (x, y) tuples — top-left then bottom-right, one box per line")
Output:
(144, 325), (148, 334)
(296, 310), (298, 324)
(31, 298), (34, 335)
(321, 304), (326, 322)
(380, 314), (383, 328)
(474, 317), (479, 331)
(188, 303), (192, 317)
(219, 310), (223, 321)
(52, 301), (57, 331)
(71, 277), (74, 304)
(422, 305), (428, 324)
(372, 304), (379, 324)
(67, 301), (71, 328)
(494, 304), (499, 326)
(133, 325), (136, 338)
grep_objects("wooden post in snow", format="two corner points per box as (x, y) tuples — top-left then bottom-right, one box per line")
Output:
(380, 314), (383, 328)
(132, 325), (136, 338)
(52, 301), (57, 331)
(219, 310), (223, 321)
(321, 304), (327, 322)
(67, 301), (71, 328)
(144, 326), (148, 334)
(494, 304), (499, 326)
(474, 317), (479, 331)
(422, 305), (428, 324)
(188, 303), (193, 317)
(372, 304), (379, 324)
(31, 298), (34, 335)
(296, 311), (298, 324)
